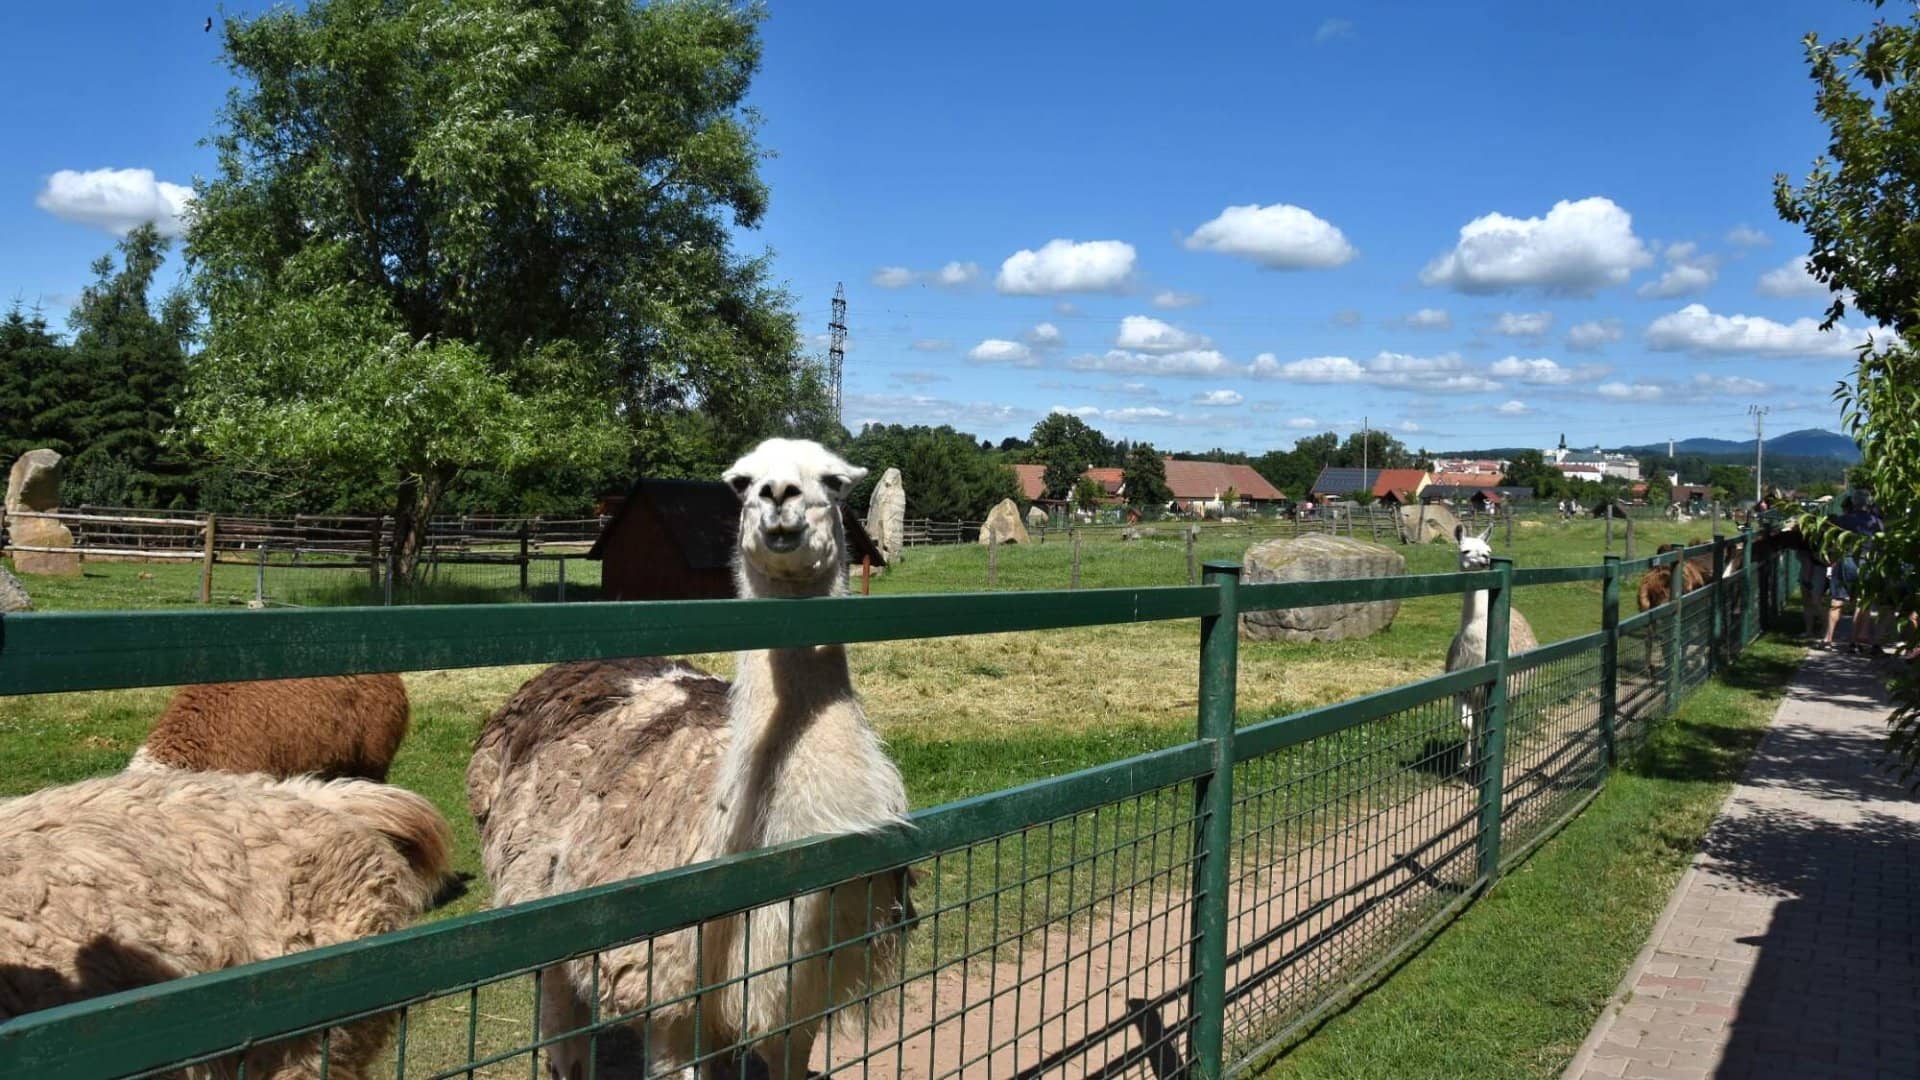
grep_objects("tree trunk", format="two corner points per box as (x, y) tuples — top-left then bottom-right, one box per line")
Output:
(389, 466), (455, 584)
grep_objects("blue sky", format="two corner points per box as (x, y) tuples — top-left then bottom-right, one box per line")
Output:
(1, 1), (1882, 454)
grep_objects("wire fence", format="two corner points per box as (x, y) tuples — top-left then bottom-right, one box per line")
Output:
(0, 534), (1787, 1079)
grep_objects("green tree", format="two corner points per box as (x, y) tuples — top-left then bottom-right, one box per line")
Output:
(1707, 464), (1752, 503)
(183, 0), (810, 574)
(1774, 0), (1920, 780)
(1252, 431), (1336, 501)
(1501, 450), (1558, 494)
(1028, 413), (1114, 497)
(1123, 443), (1171, 507)
(1071, 474), (1104, 513)
(843, 424), (1019, 522)
(0, 306), (75, 463)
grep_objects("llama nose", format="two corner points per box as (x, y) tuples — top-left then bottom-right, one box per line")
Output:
(759, 482), (803, 506)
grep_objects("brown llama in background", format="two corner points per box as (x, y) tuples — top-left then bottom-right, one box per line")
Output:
(130, 673), (410, 781)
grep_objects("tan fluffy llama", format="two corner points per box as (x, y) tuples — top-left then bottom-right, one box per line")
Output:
(0, 770), (454, 1079)
(1445, 524), (1539, 774)
(468, 438), (910, 1080)
(129, 673), (410, 781)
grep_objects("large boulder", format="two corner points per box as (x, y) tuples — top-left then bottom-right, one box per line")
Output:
(1398, 503), (1460, 545)
(978, 498), (1031, 545)
(1026, 505), (1049, 530)
(864, 467), (906, 564)
(1241, 534), (1406, 643)
(0, 566), (30, 611)
(5, 449), (62, 513)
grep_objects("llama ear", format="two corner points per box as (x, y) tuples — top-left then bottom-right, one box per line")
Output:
(1453, 524), (1466, 543)
(724, 471), (754, 501)
(1477, 524), (1494, 542)
(822, 466), (867, 499)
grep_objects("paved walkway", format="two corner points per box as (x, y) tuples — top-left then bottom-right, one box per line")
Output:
(1564, 649), (1920, 1080)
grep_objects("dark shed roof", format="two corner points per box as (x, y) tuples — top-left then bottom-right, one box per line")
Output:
(1310, 467), (1381, 495)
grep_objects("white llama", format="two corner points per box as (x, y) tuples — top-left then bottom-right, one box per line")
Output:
(467, 438), (910, 1080)
(1444, 525), (1539, 774)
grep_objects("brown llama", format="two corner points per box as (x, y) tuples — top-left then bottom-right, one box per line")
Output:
(0, 770), (454, 1079)
(1636, 540), (1713, 611)
(130, 674), (410, 781)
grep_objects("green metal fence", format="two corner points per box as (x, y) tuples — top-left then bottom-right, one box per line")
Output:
(0, 535), (1778, 1079)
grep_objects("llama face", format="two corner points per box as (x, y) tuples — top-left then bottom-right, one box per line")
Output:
(1453, 523), (1495, 571)
(725, 438), (867, 581)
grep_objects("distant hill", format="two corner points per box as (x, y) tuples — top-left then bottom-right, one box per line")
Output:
(1441, 430), (1858, 464)
(1616, 429), (1859, 463)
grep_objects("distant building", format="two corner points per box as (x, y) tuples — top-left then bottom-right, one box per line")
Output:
(1311, 466), (1383, 501)
(1369, 468), (1433, 505)
(1544, 435), (1639, 483)
(1161, 458), (1286, 511)
(1429, 457), (1508, 476)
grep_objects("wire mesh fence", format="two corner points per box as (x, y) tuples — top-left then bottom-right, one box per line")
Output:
(0, 536), (1787, 1079)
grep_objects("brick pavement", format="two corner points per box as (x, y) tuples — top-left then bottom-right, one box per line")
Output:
(1563, 649), (1920, 1080)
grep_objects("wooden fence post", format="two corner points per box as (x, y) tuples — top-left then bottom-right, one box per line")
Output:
(1071, 528), (1082, 590)
(557, 555), (568, 603)
(1504, 503), (1514, 547)
(1668, 554), (1686, 714)
(1605, 511), (1614, 552)
(1186, 526), (1198, 586)
(518, 521), (531, 596)
(1624, 514), (1636, 561)
(368, 518), (383, 589)
(861, 554), (871, 596)
(987, 533), (999, 587)
(199, 516), (216, 604)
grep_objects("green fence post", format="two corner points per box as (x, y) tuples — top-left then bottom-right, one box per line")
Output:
(1667, 554), (1685, 714)
(1711, 539), (1727, 674)
(1476, 556), (1515, 884)
(1743, 531), (1757, 645)
(1599, 554), (1621, 767)
(1189, 561), (1240, 1077)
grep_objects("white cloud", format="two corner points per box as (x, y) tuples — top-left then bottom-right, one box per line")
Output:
(1726, 225), (1771, 248)
(1052, 404), (1175, 424)
(871, 266), (915, 288)
(1487, 356), (1591, 385)
(1192, 389), (1244, 407)
(1404, 308), (1452, 330)
(1067, 348), (1232, 377)
(967, 339), (1039, 367)
(36, 167), (193, 237)
(997, 239), (1137, 295)
(1332, 308), (1363, 327)
(1755, 255), (1828, 299)
(1250, 350), (1498, 392)
(1054, 301), (1082, 316)
(1493, 311), (1554, 336)
(846, 392), (1030, 431)
(1645, 303), (1865, 358)
(1398, 420), (1424, 434)
(1497, 400), (1532, 416)
(1596, 381), (1664, 401)
(1420, 196), (1652, 295)
(910, 338), (952, 352)
(935, 260), (980, 286)
(1286, 417), (1320, 429)
(1566, 319), (1623, 352)
(1314, 18), (1354, 44)
(1152, 289), (1204, 309)
(1115, 314), (1211, 352)
(891, 370), (949, 386)
(1026, 322), (1063, 346)
(1184, 203), (1357, 269)
(1692, 373), (1771, 396)
(1116, 381), (1154, 396)
(1636, 241), (1719, 299)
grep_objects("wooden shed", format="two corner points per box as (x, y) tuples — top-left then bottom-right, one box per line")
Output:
(587, 478), (885, 601)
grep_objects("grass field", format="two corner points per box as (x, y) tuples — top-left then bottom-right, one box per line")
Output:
(0, 515), (1756, 1075)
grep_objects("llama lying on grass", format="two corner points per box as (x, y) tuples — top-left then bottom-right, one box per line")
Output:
(1444, 525), (1539, 775)
(0, 770), (453, 1079)
(129, 673), (410, 781)
(468, 438), (911, 1080)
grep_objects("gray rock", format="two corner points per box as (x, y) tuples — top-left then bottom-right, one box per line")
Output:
(5, 449), (62, 513)
(0, 566), (31, 611)
(864, 467), (906, 563)
(1397, 504), (1460, 545)
(7, 515), (80, 576)
(978, 498), (1031, 545)
(1241, 534), (1407, 643)
(1025, 505), (1049, 530)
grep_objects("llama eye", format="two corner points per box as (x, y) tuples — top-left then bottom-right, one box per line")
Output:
(824, 474), (849, 496)
(726, 474), (753, 497)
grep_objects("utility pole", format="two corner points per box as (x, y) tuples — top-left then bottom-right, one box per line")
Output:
(1749, 405), (1769, 503)
(1361, 414), (1369, 488)
(828, 282), (847, 425)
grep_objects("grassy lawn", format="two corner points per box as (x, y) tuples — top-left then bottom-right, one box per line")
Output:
(1260, 634), (1803, 1080)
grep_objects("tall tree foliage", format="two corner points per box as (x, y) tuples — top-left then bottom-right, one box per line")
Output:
(1122, 443), (1171, 508)
(183, 0), (812, 573)
(843, 424), (1020, 522)
(1028, 413), (1116, 498)
(1774, 0), (1920, 779)
(0, 307), (74, 463)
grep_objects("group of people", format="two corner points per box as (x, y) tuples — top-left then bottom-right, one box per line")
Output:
(1800, 495), (1893, 654)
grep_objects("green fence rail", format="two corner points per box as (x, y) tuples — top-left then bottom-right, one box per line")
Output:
(0, 535), (1782, 1079)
